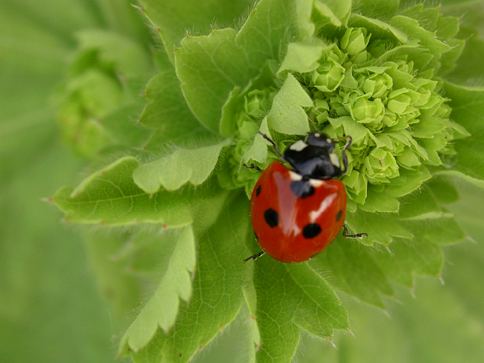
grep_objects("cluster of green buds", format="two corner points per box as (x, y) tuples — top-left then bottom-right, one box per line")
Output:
(303, 27), (466, 206)
(56, 31), (152, 158)
(228, 22), (468, 211)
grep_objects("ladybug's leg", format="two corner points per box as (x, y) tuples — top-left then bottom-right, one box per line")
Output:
(341, 135), (352, 174)
(243, 251), (265, 262)
(243, 163), (262, 172)
(343, 224), (367, 239)
(257, 131), (283, 159)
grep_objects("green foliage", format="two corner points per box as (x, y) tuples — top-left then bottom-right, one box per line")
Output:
(444, 83), (484, 181)
(174, 0), (297, 132)
(267, 74), (313, 134)
(139, 0), (253, 61)
(254, 260), (348, 362)
(130, 194), (251, 362)
(133, 141), (228, 193)
(53, 157), (194, 226)
(122, 226), (196, 351)
(3, 0), (484, 362)
(139, 69), (216, 148)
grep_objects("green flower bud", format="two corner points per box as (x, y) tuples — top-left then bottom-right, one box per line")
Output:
(387, 89), (414, 114)
(397, 147), (421, 169)
(328, 94), (347, 116)
(362, 72), (393, 98)
(340, 28), (370, 56)
(238, 119), (259, 139)
(349, 97), (385, 129)
(57, 70), (122, 157)
(244, 89), (271, 119)
(352, 50), (369, 64)
(343, 169), (368, 204)
(364, 148), (400, 184)
(311, 60), (346, 92)
(312, 98), (330, 123)
(382, 112), (398, 127)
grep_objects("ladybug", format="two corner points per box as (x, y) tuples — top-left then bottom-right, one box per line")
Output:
(247, 132), (365, 263)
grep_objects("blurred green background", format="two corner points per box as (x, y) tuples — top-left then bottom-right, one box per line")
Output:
(1, 1), (483, 362)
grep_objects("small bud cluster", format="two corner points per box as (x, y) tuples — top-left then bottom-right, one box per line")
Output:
(228, 25), (466, 209)
(56, 50), (123, 158)
(300, 27), (463, 204)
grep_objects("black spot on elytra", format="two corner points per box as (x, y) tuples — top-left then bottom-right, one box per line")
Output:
(264, 208), (278, 228)
(290, 180), (315, 198)
(336, 209), (343, 221)
(302, 223), (322, 239)
(255, 184), (262, 196)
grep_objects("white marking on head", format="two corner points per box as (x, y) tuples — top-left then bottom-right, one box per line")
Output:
(309, 179), (324, 187)
(309, 193), (337, 221)
(289, 171), (303, 181)
(314, 133), (320, 137)
(330, 152), (340, 167)
(289, 140), (308, 152)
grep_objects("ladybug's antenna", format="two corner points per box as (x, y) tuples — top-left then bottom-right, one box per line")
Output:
(257, 131), (283, 159)
(341, 135), (352, 173)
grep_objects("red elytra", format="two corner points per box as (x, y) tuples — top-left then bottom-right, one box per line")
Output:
(250, 161), (346, 263)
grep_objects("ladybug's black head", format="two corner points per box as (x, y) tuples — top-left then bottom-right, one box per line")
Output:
(283, 133), (343, 180)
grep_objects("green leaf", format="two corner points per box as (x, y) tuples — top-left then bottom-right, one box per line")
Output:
(268, 74), (313, 135)
(175, 29), (250, 133)
(442, 0), (484, 36)
(75, 29), (152, 80)
(295, 0), (316, 39)
(175, 0), (297, 132)
(310, 237), (393, 307)
(349, 14), (408, 43)
(52, 157), (194, 226)
(98, 103), (152, 148)
(402, 215), (465, 246)
(375, 237), (443, 287)
(254, 259), (348, 362)
(375, 44), (434, 71)
(278, 40), (325, 74)
(399, 179), (451, 218)
(321, 0), (352, 23)
(242, 117), (270, 163)
(190, 304), (258, 363)
(84, 229), (142, 323)
(130, 193), (250, 363)
(346, 209), (413, 245)
(139, 0), (252, 61)
(361, 168), (432, 213)
(440, 38), (465, 75)
(133, 141), (228, 193)
(390, 15), (450, 63)
(122, 226), (196, 352)
(352, 0), (400, 19)
(447, 35), (484, 86)
(139, 70), (215, 146)
(312, 0), (352, 28)
(400, 4), (440, 32)
(444, 83), (484, 181)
